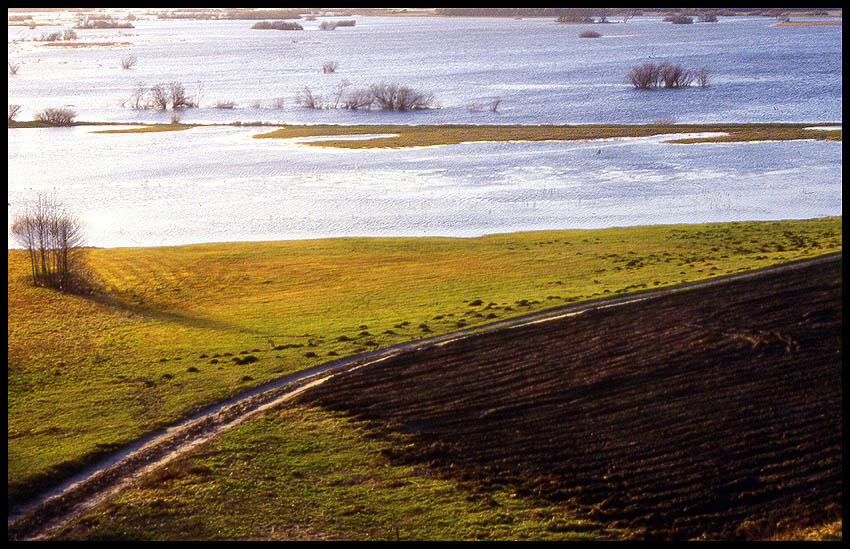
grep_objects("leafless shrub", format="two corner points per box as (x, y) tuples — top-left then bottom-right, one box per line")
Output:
(74, 16), (133, 29)
(579, 29), (602, 38)
(341, 87), (374, 110)
(10, 193), (89, 293)
(334, 19), (356, 27)
(250, 99), (262, 109)
(696, 67), (710, 87)
(38, 31), (63, 42)
(251, 20), (303, 30)
(469, 98), (502, 113)
(370, 83), (434, 111)
(323, 60), (338, 74)
(9, 104), (23, 122)
(629, 62), (707, 90)
(658, 62), (695, 88)
(665, 15), (694, 24)
(214, 100), (236, 109)
(319, 21), (337, 30)
(148, 83), (171, 110)
(9, 61), (20, 75)
(269, 97), (285, 109)
(698, 14), (718, 22)
(124, 81), (196, 110)
(628, 63), (661, 90)
(33, 107), (77, 126)
(295, 87), (324, 109)
(123, 82), (149, 110)
(121, 55), (137, 70)
(168, 81), (195, 109)
(63, 29), (78, 40)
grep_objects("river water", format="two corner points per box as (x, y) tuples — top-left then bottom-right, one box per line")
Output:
(7, 12), (842, 248)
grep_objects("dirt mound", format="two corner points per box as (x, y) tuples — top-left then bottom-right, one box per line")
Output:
(295, 257), (842, 540)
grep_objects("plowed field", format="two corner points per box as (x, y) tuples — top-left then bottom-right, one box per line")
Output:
(294, 256), (842, 540)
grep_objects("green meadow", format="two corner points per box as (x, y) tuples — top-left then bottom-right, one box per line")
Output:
(51, 405), (619, 541)
(7, 218), (842, 512)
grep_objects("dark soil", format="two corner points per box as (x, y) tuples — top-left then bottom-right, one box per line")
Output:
(294, 256), (842, 540)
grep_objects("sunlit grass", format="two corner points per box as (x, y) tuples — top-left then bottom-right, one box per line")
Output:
(91, 123), (198, 134)
(51, 405), (617, 540)
(8, 218), (842, 507)
(253, 123), (841, 148)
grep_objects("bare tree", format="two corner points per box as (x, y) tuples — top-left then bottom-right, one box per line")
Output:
(696, 67), (710, 87)
(168, 81), (195, 108)
(148, 83), (171, 110)
(322, 60), (338, 73)
(10, 193), (88, 292)
(9, 61), (20, 75)
(628, 63), (660, 90)
(658, 62), (695, 88)
(121, 55), (137, 70)
(295, 87), (324, 109)
(342, 87), (374, 110)
(8, 104), (22, 122)
(123, 82), (149, 110)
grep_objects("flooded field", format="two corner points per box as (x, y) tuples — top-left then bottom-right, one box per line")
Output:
(7, 11), (842, 247)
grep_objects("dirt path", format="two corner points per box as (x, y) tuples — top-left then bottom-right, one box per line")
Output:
(7, 252), (841, 540)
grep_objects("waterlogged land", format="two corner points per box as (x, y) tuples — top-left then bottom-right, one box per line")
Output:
(7, 218), (841, 514)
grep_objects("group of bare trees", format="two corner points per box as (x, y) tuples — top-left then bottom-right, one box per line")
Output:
(628, 62), (709, 90)
(10, 194), (88, 293)
(123, 81), (197, 110)
(295, 82), (434, 111)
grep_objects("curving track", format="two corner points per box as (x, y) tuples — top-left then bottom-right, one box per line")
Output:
(8, 252), (841, 540)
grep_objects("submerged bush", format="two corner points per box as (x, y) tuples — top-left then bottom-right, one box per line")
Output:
(628, 62), (709, 89)
(295, 82), (435, 112)
(579, 29), (602, 38)
(74, 16), (133, 29)
(251, 20), (303, 30)
(123, 81), (197, 111)
(370, 83), (434, 111)
(664, 15), (694, 24)
(33, 107), (77, 125)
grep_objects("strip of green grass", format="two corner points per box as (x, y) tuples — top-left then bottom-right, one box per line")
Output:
(253, 123), (842, 148)
(51, 405), (615, 540)
(7, 218), (842, 508)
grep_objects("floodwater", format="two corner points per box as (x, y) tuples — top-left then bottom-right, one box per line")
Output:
(7, 12), (842, 248)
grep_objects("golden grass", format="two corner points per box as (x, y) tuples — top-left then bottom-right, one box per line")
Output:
(91, 123), (198, 134)
(253, 123), (842, 149)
